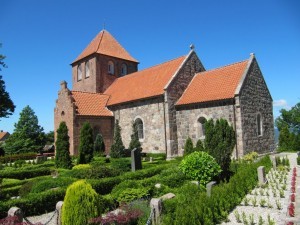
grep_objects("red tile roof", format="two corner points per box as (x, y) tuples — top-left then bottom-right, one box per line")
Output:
(71, 91), (113, 117)
(73, 30), (138, 63)
(0, 132), (10, 141)
(104, 56), (186, 106)
(176, 60), (248, 106)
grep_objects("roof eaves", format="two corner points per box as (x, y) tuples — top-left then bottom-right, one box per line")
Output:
(107, 94), (164, 107)
(234, 53), (254, 96)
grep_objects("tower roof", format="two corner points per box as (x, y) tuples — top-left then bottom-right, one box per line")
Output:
(73, 30), (138, 64)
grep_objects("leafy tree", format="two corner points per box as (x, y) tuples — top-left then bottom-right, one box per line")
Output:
(194, 139), (205, 152)
(78, 122), (94, 164)
(278, 125), (292, 151)
(0, 45), (15, 119)
(184, 137), (194, 156)
(62, 180), (103, 225)
(45, 131), (54, 144)
(276, 102), (300, 134)
(110, 120), (125, 158)
(129, 121), (141, 150)
(179, 151), (221, 188)
(94, 133), (105, 156)
(204, 118), (236, 180)
(55, 121), (72, 169)
(4, 105), (45, 154)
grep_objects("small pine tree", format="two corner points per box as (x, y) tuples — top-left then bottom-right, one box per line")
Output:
(110, 120), (125, 158)
(55, 122), (72, 169)
(62, 180), (103, 225)
(94, 133), (104, 156)
(278, 125), (292, 151)
(194, 139), (205, 152)
(129, 121), (141, 150)
(184, 137), (194, 156)
(78, 122), (94, 164)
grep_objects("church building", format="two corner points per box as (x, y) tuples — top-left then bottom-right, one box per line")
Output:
(54, 29), (275, 159)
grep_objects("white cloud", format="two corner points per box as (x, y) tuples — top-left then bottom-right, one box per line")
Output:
(273, 99), (288, 108)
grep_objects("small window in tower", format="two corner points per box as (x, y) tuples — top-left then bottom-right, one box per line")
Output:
(108, 61), (114, 75)
(257, 113), (263, 136)
(121, 64), (127, 76)
(77, 65), (82, 81)
(85, 61), (90, 78)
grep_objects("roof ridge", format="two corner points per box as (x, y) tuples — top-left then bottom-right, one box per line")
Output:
(95, 30), (105, 54)
(198, 59), (248, 75)
(116, 55), (186, 80)
(71, 90), (110, 97)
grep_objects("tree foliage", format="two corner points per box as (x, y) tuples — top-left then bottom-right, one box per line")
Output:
(204, 118), (236, 180)
(4, 105), (45, 154)
(179, 151), (221, 188)
(276, 102), (300, 152)
(78, 122), (94, 164)
(195, 139), (205, 152)
(110, 120), (125, 158)
(94, 133), (105, 156)
(0, 45), (15, 119)
(129, 121), (141, 150)
(55, 121), (72, 169)
(184, 137), (194, 156)
(45, 131), (54, 144)
(62, 180), (103, 225)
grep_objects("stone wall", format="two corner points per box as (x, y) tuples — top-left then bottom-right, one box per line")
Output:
(238, 58), (275, 155)
(54, 81), (76, 155)
(73, 116), (114, 155)
(176, 101), (235, 156)
(72, 54), (138, 93)
(111, 96), (166, 153)
(165, 51), (205, 158)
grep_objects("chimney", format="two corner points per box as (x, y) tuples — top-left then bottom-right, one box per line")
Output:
(60, 81), (67, 90)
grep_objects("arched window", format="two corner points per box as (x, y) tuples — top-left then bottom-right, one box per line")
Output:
(257, 113), (263, 136)
(198, 117), (207, 138)
(108, 61), (114, 75)
(77, 64), (82, 81)
(85, 61), (90, 78)
(135, 118), (144, 140)
(121, 64), (127, 76)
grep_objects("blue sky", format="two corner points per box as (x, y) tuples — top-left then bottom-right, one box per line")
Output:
(0, 0), (299, 134)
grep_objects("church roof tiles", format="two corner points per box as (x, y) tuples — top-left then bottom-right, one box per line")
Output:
(73, 30), (138, 63)
(104, 56), (186, 106)
(176, 60), (249, 106)
(71, 91), (113, 117)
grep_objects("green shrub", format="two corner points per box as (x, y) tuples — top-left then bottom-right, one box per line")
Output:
(94, 133), (105, 156)
(72, 164), (91, 170)
(30, 177), (76, 194)
(110, 120), (125, 158)
(194, 139), (205, 152)
(78, 122), (94, 164)
(157, 166), (188, 188)
(55, 121), (72, 169)
(110, 158), (131, 172)
(0, 152), (37, 164)
(116, 188), (150, 204)
(19, 181), (35, 197)
(0, 185), (22, 200)
(179, 151), (221, 188)
(1, 179), (27, 189)
(146, 153), (166, 160)
(243, 151), (259, 162)
(62, 180), (102, 225)
(0, 167), (51, 179)
(129, 121), (141, 150)
(184, 137), (194, 156)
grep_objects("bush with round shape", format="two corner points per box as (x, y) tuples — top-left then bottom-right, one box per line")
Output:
(62, 180), (102, 225)
(179, 151), (221, 188)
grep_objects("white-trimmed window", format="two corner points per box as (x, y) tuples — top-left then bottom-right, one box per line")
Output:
(108, 61), (114, 75)
(257, 113), (263, 136)
(85, 61), (90, 78)
(77, 64), (82, 81)
(135, 118), (144, 140)
(198, 117), (207, 138)
(121, 64), (127, 76)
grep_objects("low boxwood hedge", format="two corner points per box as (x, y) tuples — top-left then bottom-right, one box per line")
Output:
(0, 153), (37, 163)
(0, 167), (52, 180)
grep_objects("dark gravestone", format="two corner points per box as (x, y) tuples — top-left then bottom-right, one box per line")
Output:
(131, 148), (142, 171)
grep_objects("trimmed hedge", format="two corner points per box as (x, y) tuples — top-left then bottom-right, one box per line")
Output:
(0, 167), (52, 179)
(0, 185), (22, 200)
(0, 153), (37, 163)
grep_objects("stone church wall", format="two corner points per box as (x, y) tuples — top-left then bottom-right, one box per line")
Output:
(238, 58), (275, 155)
(111, 97), (166, 153)
(176, 101), (235, 156)
(164, 51), (205, 158)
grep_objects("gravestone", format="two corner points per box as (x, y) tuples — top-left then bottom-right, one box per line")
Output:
(36, 155), (47, 164)
(56, 201), (63, 225)
(8, 207), (23, 223)
(257, 166), (266, 185)
(206, 181), (217, 197)
(149, 157), (153, 162)
(150, 198), (162, 225)
(131, 148), (142, 172)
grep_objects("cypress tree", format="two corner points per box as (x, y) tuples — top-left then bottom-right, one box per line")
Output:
(55, 121), (72, 169)
(278, 125), (292, 151)
(184, 137), (194, 156)
(195, 139), (205, 152)
(78, 122), (94, 164)
(110, 120), (125, 158)
(94, 133), (104, 156)
(129, 121), (141, 150)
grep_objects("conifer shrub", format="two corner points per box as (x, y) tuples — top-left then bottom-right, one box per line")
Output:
(110, 120), (125, 158)
(93, 133), (104, 156)
(183, 137), (194, 156)
(55, 122), (72, 169)
(62, 180), (103, 225)
(179, 151), (221, 188)
(195, 139), (205, 152)
(78, 122), (94, 164)
(129, 120), (141, 150)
